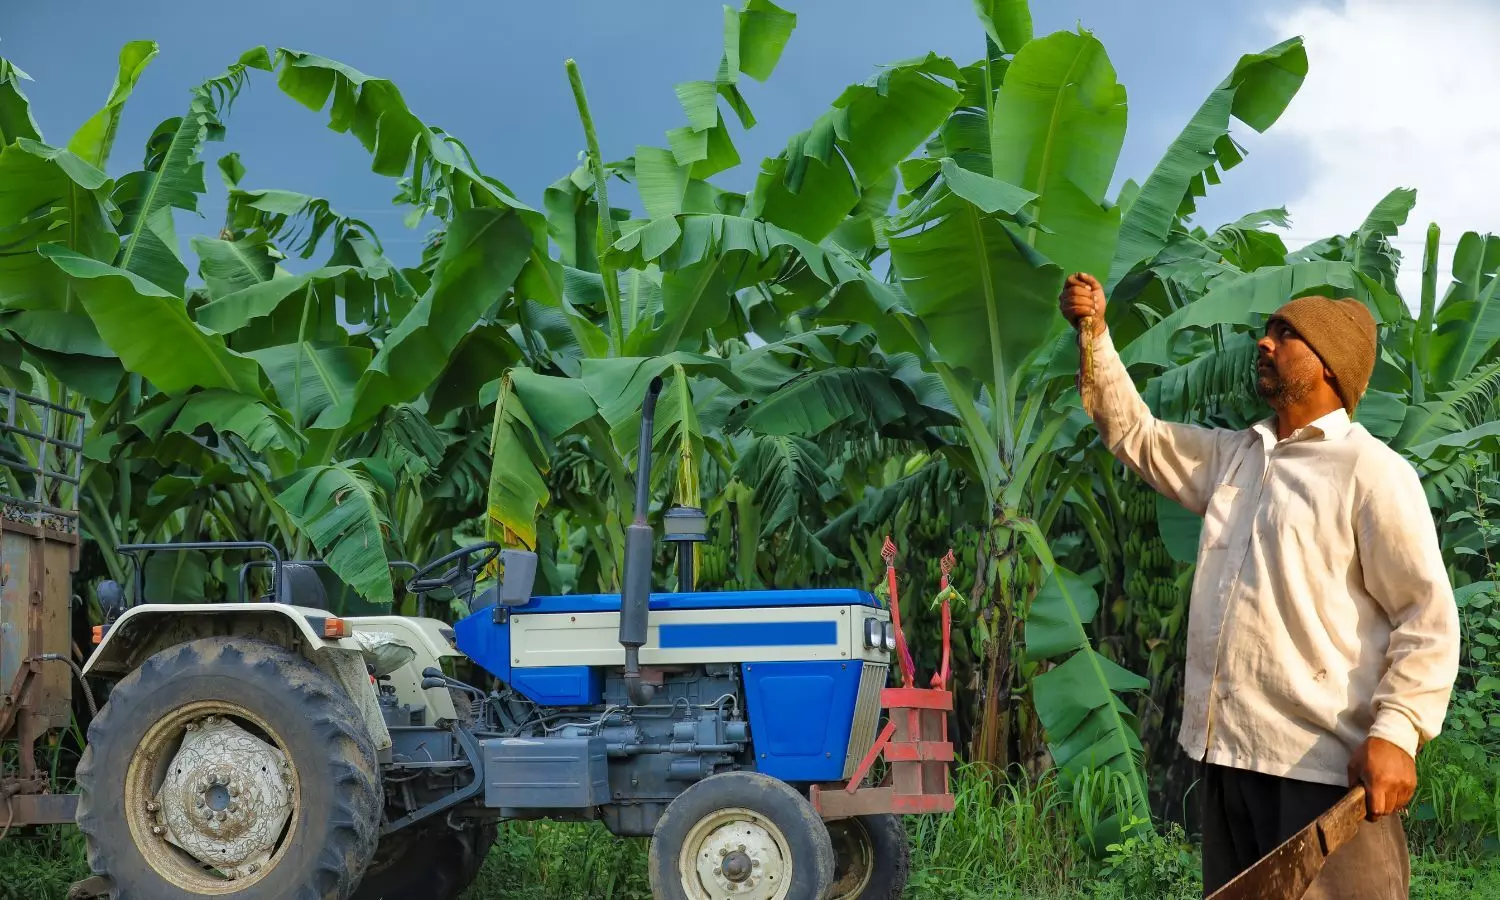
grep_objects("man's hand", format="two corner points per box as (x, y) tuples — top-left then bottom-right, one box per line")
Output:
(1059, 273), (1107, 338)
(1348, 736), (1418, 821)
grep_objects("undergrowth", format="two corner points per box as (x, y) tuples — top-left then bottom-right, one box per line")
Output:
(4, 761), (1500, 899)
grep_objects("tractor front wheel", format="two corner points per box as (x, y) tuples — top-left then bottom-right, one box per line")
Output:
(825, 814), (909, 899)
(75, 637), (382, 899)
(649, 771), (834, 900)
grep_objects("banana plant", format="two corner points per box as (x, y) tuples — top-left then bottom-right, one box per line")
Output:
(1, 44), (543, 608)
(749, 1), (1308, 827)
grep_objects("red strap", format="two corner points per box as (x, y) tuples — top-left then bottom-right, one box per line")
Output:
(882, 536), (916, 688)
(932, 549), (955, 691)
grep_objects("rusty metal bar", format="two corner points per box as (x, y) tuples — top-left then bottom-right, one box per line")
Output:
(2, 793), (78, 826)
(0, 496), (78, 520)
(0, 425), (83, 453)
(0, 453), (82, 485)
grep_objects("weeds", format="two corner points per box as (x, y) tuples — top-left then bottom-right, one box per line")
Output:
(0, 826), (89, 900)
(466, 820), (652, 899)
(5, 760), (1500, 899)
(1408, 735), (1500, 859)
(905, 763), (1087, 896)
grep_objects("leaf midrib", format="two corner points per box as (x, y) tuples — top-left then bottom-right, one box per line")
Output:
(1049, 568), (1147, 807)
(961, 203), (1005, 465)
(1023, 40), (1091, 242)
(661, 259), (724, 351)
(226, 238), (271, 287)
(1446, 276), (1500, 384)
(118, 113), (196, 275)
(1401, 358), (1500, 450)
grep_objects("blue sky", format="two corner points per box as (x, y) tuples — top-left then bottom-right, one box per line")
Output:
(3, 0), (1478, 293)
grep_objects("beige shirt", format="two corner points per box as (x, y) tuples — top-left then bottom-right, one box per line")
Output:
(1085, 328), (1460, 786)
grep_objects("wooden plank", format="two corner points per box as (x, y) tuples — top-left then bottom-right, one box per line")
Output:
(880, 687), (954, 710)
(891, 793), (955, 814)
(0, 532), (27, 701)
(39, 538), (72, 726)
(0, 519), (79, 544)
(882, 741), (955, 763)
(811, 785), (896, 818)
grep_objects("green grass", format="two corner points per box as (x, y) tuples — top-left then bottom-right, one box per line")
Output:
(0, 825), (89, 900)
(4, 761), (1500, 900)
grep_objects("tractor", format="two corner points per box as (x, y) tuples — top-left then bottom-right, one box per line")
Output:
(5, 380), (957, 899)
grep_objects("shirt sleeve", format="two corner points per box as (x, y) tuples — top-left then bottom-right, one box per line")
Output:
(1083, 328), (1235, 516)
(1356, 454), (1461, 758)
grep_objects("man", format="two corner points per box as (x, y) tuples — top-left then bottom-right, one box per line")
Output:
(1058, 272), (1460, 899)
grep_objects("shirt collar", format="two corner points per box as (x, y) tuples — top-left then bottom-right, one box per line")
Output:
(1252, 407), (1352, 446)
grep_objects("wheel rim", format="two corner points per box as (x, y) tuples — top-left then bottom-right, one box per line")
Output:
(825, 819), (875, 900)
(124, 700), (300, 894)
(678, 806), (794, 900)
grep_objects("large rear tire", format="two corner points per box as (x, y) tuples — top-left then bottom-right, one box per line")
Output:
(825, 814), (909, 899)
(649, 771), (834, 900)
(350, 821), (497, 900)
(75, 637), (382, 900)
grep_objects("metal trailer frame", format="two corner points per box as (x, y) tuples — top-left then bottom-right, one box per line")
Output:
(0, 389), (85, 829)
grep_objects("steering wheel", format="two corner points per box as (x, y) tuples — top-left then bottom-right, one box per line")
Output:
(406, 542), (502, 595)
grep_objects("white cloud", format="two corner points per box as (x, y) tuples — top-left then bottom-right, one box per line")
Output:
(1262, 0), (1500, 304)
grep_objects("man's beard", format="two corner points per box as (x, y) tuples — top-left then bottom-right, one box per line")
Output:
(1255, 363), (1312, 407)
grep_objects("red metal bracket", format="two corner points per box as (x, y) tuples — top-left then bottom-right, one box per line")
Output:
(810, 685), (955, 819)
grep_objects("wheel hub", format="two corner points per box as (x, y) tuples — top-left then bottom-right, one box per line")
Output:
(722, 850), (753, 882)
(689, 815), (787, 900)
(148, 714), (293, 880)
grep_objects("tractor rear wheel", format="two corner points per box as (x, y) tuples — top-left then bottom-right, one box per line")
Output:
(75, 637), (382, 900)
(649, 771), (834, 900)
(825, 814), (909, 899)
(351, 821), (497, 900)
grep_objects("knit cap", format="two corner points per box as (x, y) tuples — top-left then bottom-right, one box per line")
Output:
(1266, 295), (1378, 412)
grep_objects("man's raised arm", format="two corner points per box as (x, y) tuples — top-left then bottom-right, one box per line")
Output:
(1059, 273), (1234, 517)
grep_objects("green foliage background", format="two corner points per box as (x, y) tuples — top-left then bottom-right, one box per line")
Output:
(5, 1), (1500, 896)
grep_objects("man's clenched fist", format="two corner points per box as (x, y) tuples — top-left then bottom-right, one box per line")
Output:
(1059, 273), (1107, 338)
(1348, 736), (1418, 821)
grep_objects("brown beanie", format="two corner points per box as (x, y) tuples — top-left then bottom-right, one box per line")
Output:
(1266, 295), (1378, 412)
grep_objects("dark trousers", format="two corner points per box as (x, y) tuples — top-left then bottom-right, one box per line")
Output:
(1200, 763), (1409, 899)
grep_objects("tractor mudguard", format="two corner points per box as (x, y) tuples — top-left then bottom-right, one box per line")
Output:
(82, 604), (464, 753)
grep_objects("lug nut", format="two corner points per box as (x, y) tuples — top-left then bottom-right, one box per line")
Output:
(229, 785), (241, 798)
(151, 826), (165, 836)
(145, 801), (159, 813)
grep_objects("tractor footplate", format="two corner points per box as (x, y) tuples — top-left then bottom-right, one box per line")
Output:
(809, 686), (955, 818)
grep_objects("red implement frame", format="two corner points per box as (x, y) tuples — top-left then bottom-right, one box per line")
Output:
(810, 538), (956, 819)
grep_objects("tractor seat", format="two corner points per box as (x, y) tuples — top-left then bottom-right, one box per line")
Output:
(276, 563), (329, 610)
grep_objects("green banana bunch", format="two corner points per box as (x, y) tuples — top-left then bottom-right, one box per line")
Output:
(699, 543), (728, 586)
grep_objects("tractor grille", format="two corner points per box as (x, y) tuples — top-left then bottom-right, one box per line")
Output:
(842, 662), (888, 779)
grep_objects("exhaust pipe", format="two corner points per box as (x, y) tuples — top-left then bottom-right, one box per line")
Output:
(620, 376), (664, 706)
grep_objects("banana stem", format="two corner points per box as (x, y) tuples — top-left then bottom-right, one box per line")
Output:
(1078, 316), (1096, 418)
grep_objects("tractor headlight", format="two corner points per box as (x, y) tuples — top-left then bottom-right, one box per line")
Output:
(883, 622), (898, 651)
(864, 617), (882, 649)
